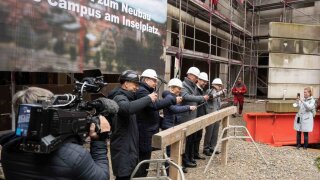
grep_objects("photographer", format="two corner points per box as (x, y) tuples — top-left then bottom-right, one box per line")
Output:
(293, 87), (316, 150)
(0, 87), (110, 180)
(203, 78), (227, 156)
(108, 70), (157, 180)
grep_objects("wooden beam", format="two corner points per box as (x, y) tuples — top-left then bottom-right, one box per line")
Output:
(152, 106), (237, 149)
(221, 116), (230, 165)
(169, 140), (183, 180)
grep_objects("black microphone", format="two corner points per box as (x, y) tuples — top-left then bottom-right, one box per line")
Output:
(157, 76), (167, 84)
(87, 97), (119, 115)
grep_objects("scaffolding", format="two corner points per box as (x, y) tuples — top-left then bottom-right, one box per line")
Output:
(165, 0), (320, 98)
(166, 0), (258, 97)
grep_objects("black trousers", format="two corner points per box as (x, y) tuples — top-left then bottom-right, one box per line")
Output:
(183, 133), (196, 164)
(296, 131), (309, 148)
(135, 151), (152, 177)
(193, 129), (203, 156)
(116, 176), (131, 180)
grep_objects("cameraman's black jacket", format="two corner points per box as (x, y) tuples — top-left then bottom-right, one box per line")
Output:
(136, 82), (176, 153)
(0, 134), (109, 180)
(108, 87), (152, 177)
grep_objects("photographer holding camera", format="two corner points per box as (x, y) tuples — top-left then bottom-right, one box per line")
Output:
(293, 87), (316, 150)
(203, 78), (227, 156)
(0, 87), (111, 180)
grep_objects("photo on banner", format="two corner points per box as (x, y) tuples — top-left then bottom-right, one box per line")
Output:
(0, 0), (167, 75)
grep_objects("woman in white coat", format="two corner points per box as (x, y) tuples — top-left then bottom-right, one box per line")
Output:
(293, 87), (316, 149)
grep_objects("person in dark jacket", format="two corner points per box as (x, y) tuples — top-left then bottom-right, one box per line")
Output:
(162, 78), (196, 174)
(135, 69), (178, 177)
(180, 67), (209, 169)
(193, 72), (209, 161)
(1, 87), (111, 180)
(108, 70), (157, 180)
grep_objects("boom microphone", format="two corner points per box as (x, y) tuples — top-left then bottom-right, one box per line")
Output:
(86, 97), (119, 115)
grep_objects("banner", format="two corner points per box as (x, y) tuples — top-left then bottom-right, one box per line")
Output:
(0, 0), (167, 74)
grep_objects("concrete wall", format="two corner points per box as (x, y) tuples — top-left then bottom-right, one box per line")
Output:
(268, 23), (320, 99)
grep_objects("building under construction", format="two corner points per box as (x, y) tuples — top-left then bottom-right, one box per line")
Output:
(1, 0), (320, 131)
(165, 0), (320, 98)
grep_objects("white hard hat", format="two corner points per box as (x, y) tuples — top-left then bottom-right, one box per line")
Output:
(168, 78), (183, 88)
(199, 72), (208, 81)
(212, 78), (223, 85)
(141, 69), (157, 80)
(186, 67), (200, 77)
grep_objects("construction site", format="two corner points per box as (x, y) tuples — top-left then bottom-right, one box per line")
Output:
(1, 0), (320, 179)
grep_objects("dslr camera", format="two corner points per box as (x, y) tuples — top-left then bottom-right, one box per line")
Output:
(15, 69), (118, 154)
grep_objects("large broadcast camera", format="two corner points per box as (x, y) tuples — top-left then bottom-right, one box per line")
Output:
(15, 69), (119, 154)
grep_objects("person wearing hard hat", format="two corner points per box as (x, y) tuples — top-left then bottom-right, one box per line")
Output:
(161, 78), (197, 173)
(135, 69), (179, 177)
(108, 70), (158, 179)
(231, 77), (247, 117)
(203, 78), (227, 156)
(180, 67), (209, 169)
(193, 72), (209, 161)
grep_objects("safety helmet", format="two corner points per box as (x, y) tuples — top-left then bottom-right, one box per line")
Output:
(199, 72), (208, 81)
(141, 69), (157, 80)
(119, 70), (140, 84)
(212, 78), (223, 85)
(168, 78), (183, 88)
(186, 67), (200, 77)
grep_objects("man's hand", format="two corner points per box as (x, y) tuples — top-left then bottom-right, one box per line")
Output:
(148, 92), (158, 102)
(89, 116), (110, 141)
(203, 95), (209, 101)
(189, 106), (197, 111)
(176, 96), (183, 104)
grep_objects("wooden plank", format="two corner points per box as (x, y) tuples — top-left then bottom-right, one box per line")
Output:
(221, 116), (230, 165)
(152, 106), (237, 149)
(169, 140), (183, 180)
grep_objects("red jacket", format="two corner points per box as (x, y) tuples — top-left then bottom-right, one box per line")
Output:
(232, 83), (247, 98)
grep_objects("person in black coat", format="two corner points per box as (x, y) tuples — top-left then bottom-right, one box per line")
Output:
(135, 69), (178, 177)
(193, 72), (209, 160)
(1, 87), (111, 180)
(108, 70), (157, 180)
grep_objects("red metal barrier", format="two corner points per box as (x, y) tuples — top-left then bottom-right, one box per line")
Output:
(244, 113), (320, 146)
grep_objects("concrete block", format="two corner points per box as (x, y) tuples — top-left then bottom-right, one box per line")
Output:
(269, 53), (320, 69)
(266, 100), (298, 113)
(269, 22), (320, 41)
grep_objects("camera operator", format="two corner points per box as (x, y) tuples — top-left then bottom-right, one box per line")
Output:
(135, 69), (179, 177)
(0, 87), (111, 180)
(107, 70), (157, 180)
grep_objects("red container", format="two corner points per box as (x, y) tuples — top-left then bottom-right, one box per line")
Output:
(244, 113), (320, 146)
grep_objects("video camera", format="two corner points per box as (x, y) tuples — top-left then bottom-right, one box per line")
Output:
(15, 69), (119, 154)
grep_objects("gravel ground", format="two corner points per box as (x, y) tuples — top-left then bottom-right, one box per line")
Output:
(150, 100), (320, 180)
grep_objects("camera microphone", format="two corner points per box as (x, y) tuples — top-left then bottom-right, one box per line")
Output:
(87, 97), (119, 115)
